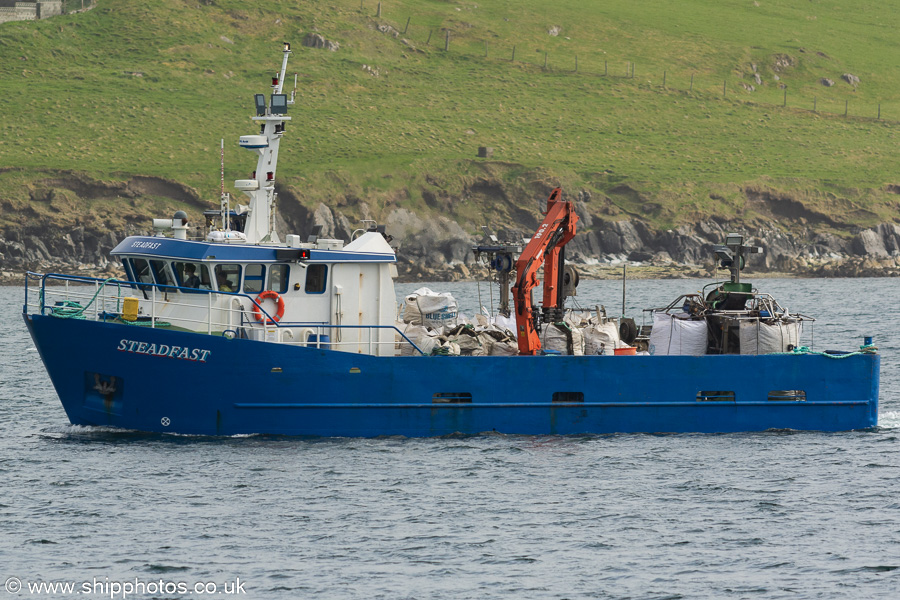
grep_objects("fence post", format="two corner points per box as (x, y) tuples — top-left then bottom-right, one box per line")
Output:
(544, 52), (548, 69)
(376, 2), (381, 17)
(575, 55), (578, 72)
(444, 30), (450, 51)
(723, 80), (726, 97)
(403, 16), (410, 34)
(360, 0), (363, 9)
(631, 62), (635, 78)
(604, 60), (608, 76)
(426, 29), (432, 45)
(783, 88), (787, 107)
(690, 73), (694, 91)
(813, 97), (817, 112)
(484, 40), (488, 57)
(511, 45), (516, 61)
(878, 103), (881, 119)
(845, 99), (848, 117)
(662, 70), (666, 88)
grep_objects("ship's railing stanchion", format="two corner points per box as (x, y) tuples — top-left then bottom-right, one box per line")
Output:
(207, 292), (212, 335)
(151, 287), (156, 328)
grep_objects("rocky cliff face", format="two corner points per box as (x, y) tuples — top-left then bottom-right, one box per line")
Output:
(274, 182), (900, 281)
(3, 172), (900, 283)
(0, 170), (208, 282)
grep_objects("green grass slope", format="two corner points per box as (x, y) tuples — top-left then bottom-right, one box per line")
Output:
(0, 0), (898, 232)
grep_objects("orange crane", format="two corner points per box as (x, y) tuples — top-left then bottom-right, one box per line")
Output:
(511, 188), (579, 355)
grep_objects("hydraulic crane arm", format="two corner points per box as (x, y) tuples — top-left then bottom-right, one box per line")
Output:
(511, 188), (579, 355)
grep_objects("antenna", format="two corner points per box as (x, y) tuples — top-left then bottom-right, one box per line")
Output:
(220, 138), (225, 197)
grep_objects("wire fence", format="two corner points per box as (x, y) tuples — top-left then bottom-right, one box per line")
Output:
(357, 1), (895, 124)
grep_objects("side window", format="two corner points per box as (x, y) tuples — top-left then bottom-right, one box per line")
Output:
(174, 262), (210, 293)
(214, 264), (242, 293)
(244, 264), (265, 294)
(305, 264), (327, 294)
(268, 264), (289, 294)
(150, 260), (176, 289)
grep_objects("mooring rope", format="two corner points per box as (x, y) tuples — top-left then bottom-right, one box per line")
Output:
(47, 278), (170, 327)
(47, 278), (118, 319)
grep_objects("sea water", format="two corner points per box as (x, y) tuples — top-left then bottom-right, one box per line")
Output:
(1, 280), (898, 599)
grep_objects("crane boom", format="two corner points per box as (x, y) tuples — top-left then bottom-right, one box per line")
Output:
(511, 188), (579, 355)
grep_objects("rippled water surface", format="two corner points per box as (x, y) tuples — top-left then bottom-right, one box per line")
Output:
(2, 280), (899, 599)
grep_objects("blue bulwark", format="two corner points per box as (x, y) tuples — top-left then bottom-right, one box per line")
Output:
(111, 236), (396, 263)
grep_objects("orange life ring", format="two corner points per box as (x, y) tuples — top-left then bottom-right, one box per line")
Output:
(252, 290), (286, 324)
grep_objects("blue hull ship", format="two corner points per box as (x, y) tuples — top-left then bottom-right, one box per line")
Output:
(22, 45), (880, 437)
(24, 311), (878, 436)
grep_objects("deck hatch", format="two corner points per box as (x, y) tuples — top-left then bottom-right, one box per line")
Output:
(552, 392), (584, 403)
(696, 391), (735, 402)
(432, 392), (473, 404)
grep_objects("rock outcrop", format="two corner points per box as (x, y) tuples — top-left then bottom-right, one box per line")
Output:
(5, 171), (900, 284)
(302, 32), (340, 51)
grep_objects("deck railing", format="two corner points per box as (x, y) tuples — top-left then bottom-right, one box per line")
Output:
(24, 272), (425, 356)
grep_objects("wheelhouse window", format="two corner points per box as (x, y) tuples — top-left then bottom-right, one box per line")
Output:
(122, 259), (137, 285)
(305, 264), (327, 294)
(268, 264), (289, 294)
(244, 264), (265, 294)
(214, 264), (241, 293)
(174, 262), (211, 292)
(131, 258), (155, 290)
(150, 260), (176, 290)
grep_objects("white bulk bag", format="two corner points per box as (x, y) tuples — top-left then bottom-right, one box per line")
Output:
(648, 312), (708, 356)
(541, 322), (585, 355)
(583, 321), (620, 356)
(402, 287), (459, 328)
(492, 314), (517, 336)
(397, 323), (439, 356)
(483, 337), (520, 356)
(739, 320), (802, 354)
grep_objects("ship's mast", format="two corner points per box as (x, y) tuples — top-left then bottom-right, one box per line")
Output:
(219, 138), (231, 232)
(237, 43), (297, 244)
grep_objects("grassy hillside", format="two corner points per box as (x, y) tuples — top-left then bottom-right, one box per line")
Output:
(0, 0), (898, 232)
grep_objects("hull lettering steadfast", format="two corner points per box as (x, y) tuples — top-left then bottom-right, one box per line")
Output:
(117, 339), (211, 362)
